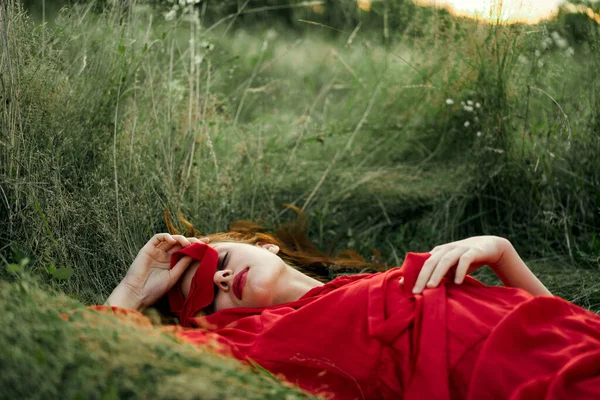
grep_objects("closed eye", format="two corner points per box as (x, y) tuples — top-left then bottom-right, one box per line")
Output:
(218, 252), (229, 271)
(208, 251), (228, 315)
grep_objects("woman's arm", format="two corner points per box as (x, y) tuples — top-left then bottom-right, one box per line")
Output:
(490, 238), (552, 296)
(104, 233), (207, 311)
(104, 283), (144, 311)
(412, 236), (552, 296)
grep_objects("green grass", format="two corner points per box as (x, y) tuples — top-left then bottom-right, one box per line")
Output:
(0, 273), (314, 399)
(1, 0), (599, 397)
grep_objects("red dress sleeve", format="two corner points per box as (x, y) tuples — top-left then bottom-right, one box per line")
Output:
(467, 296), (600, 400)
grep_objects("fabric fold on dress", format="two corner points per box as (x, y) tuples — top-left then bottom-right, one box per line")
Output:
(81, 253), (600, 400)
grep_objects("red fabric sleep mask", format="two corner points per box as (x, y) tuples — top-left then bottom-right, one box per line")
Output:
(168, 243), (218, 327)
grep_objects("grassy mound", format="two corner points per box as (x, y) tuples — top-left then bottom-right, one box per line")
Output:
(0, 273), (314, 399)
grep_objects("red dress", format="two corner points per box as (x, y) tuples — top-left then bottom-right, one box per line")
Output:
(93, 253), (600, 399)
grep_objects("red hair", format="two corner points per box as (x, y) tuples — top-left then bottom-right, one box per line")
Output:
(150, 205), (386, 323)
(165, 205), (386, 281)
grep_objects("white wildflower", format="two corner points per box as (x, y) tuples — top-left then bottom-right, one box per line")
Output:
(555, 38), (568, 49)
(518, 54), (529, 65)
(194, 55), (204, 65)
(200, 40), (215, 51)
(463, 105), (474, 112)
(541, 37), (553, 50)
(535, 50), (541, 58)
(464, 121), (471, 128)
(445, 99), (455, 105)
(461, 101), (466, 106)
(164, 9), (176, 21)
(169, 79), (183, 91)
(537, 59), (545, 68)
(467, 100), (474, 106)
(167, 79), (185, 101)
(550, 32), (568, 49)
(266, 28), (278, 41)
(566, 47), (575, 57)
(476, 131), (482, 137)
(475, 102), (481, 108)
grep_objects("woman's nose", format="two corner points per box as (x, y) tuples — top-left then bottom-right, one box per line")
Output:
(214, 270), (234, 291)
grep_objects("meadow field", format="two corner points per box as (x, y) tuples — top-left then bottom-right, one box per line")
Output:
(1, 0), (599, 397)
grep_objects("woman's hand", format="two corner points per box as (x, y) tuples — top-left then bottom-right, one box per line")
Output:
(411, 236), (511, 294)
(105, 233), (209, 311)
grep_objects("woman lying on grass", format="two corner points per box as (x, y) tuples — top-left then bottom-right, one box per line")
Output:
(103, 222), (600, 400)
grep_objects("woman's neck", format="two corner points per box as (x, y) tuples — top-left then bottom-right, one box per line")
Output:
(272, 265), (324, 305)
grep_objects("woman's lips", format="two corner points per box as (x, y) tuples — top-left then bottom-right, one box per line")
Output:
(233, 266), (249, 301)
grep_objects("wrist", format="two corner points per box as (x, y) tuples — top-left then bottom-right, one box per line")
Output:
(490, 237), (514, 272)
(105, 283), (145, 312)
(488, 238), (552, 296)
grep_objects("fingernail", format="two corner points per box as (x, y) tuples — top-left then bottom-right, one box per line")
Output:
(427, 279), (435, 287)
(412, 287), (419, 294)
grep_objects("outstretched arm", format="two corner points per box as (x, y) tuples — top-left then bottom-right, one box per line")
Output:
(411, 236), (552, 296)
(488, 238), (552, 296)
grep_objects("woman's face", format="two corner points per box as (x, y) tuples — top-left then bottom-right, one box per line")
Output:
(179, 241), (285, 313)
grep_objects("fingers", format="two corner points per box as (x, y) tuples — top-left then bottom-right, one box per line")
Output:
(171, 235), (192, 247)
(189, 236), (210, 244)
(166, 238), (209, 282)
(164, 236), (210, 254)
(411, 237), (498, 294)
(413, 246), (471, 294)
(156, 235), (189, 253)
(169, 255), (195, 283)
(426, 247), (466, 287)
(147, 234), (208, 253)
(413, 249), (446, 293)
(455, 249), (477, 284)
(147, 233), (176, 249)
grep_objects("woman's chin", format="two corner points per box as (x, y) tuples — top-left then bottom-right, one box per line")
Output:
(242, 265), (285, 306)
